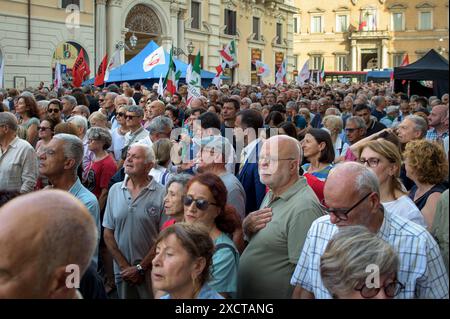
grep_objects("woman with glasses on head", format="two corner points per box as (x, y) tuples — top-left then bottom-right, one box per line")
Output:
(47, 99), (63, 125)
(183, 173), (240, 298)
(151, 223), (223, 299)
(84, 127), (117, 212)
(320, 225), (403, 299)
(358, 139), (426, 227)
(404, 140), (449, 229)
(15, 95), (40, 147)
(111, 105), (130, 162)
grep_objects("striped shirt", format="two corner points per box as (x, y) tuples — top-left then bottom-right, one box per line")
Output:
(290, 210), (449, 299)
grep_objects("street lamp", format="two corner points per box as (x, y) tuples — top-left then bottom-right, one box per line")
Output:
(129, 33), (138, 49)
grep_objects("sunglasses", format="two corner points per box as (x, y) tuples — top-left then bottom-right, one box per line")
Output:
(183, 195), (218, 211)
(117, 112), (126, 117)
(38, 126), (52, 131)
(47, 108), (60, 113)
(99, 99), (105, 102)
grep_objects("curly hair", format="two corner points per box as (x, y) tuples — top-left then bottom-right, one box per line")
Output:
(18, 95), (40, 118)
(186, 173), (240, 234)
(403, 140), (448, 185)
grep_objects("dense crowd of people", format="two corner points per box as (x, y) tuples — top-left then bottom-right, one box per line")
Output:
(0, 80), (448, 299)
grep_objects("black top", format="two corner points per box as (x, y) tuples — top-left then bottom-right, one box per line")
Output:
(366, 119), (386, 137)
(408, 183), (448, 211)
(79, 263), (108, 299)
(371, 109), (386, 122)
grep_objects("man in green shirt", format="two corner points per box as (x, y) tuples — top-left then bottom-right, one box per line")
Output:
(431, 189), (449, 276)
(237, 135), (324, 299)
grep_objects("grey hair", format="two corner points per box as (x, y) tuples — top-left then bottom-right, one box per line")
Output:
(37, 100), (49, 109)
(86, 127), (112, 150)
(166, 173), (192, 191)
(325, 107), (341, 116)
(373, 96), (385, 107)
(67, 115), (88, 135)
(148, 115), (173, 135)
(0, 112), (18, 131)
(320, 225), (399, 298)
(286, 100), (298, 111)
(346, 116), (367, 130)
(88, 111), (108, 124)
(52, 133), (84, 172)
(128, 105), (144, 117)
(130, 142), (155, 164)
(241, 97), (252, 105)
(61, 95), (77, 107)
(47, 91), (58, 100)
(405, 115), (428, 138)
(250, 102), (262, 111)
(355, 166), (380, 196)
(74, 105), (91, 118)
(322, 115), (343, 133)
(105, 92), (118, 101)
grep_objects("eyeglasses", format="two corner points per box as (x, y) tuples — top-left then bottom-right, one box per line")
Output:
(47, 108), (60, 113)
(99, 99), (105, 102)
(320, 192), (372, 221)
(125, 114), (140, 120)
(183, 195), (218, 211)
(345, 127), (361, 133)
(355, 280), (404, 298)
(359, 157), (381, 168)
(117, 112), (126, 117)
(38, 126), (52, 132)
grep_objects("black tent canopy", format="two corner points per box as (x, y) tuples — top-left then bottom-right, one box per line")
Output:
(393, 49), (449, 97)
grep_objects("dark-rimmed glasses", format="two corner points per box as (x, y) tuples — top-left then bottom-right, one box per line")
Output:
(355, 280), (404, 298)
(125, 114), (140, 120)
(38, 126), (52, 132)
(183, 195), (218, 211)
(320, 192), (372, 221)
(359, 157), (381, 168)
(47, 108), (60, 114)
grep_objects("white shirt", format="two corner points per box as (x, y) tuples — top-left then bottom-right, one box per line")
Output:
(382, 195), (427, 228)
(334, 135), (349, 159)
(111, 127), (127, 161)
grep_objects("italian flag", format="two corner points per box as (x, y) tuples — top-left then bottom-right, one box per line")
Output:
(220, 40), (238, 68)
(187, 52), (202, 105)
(164, 47), (178, 95)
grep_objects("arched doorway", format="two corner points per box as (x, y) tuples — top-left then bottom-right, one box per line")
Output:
(52, 41), (90, 84)
(125, 4), (162, 62)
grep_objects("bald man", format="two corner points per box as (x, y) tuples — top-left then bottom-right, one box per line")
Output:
(237, 135), (324, 299)
(426, 104), (449, 143)
(147, 100), (165, 121)
(0, 190), (97, 299)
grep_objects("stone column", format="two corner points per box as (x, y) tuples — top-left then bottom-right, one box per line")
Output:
(351, 40), (357, 71)
(170, 1), (179, 49)
(95, 0), (107, 69)
(106, 0), (123, 59)
(178, 9), (186, 62)
(381, 39), (389, 69)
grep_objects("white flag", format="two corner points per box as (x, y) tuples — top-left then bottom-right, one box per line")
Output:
(297, 60), (310, 85)
(0, 58), (4, 89)
(143, 46), (166, 73)
(255, 60), (270, 77)
(54, 61), (62, 89)
(157, 74), (164, 97)
(104, 49), (121, 82)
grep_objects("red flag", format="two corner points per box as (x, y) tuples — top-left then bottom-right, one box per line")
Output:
(94, 54), (108, 86)
(401, 54), (409, 66)
(401, 54), (409, 85)
(72, 49), (90, 87)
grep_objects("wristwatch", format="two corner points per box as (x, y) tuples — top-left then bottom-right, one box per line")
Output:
(136, 264), (145, 276)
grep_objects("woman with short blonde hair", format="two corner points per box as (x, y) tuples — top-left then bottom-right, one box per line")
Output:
(322, 115), (348, 160)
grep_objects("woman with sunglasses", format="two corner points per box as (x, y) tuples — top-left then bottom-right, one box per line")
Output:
(111, 105), (130, 162)
(183, 173), (240, 298)
(151, 223), (223, 299)
(358, 139), (426, 227)
(320, 225), (403, 299)
(16, 95), (40, 147)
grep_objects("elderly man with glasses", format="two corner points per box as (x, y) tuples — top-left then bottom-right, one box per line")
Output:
(291, 162), (449, 299)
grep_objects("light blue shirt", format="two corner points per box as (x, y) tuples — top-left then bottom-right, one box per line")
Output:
(69, 178), (101, 269)
(161, 284), (224, 299)
(291, 209), (449, 299)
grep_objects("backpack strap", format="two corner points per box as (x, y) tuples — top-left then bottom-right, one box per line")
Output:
(214, 243), (239, 263)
